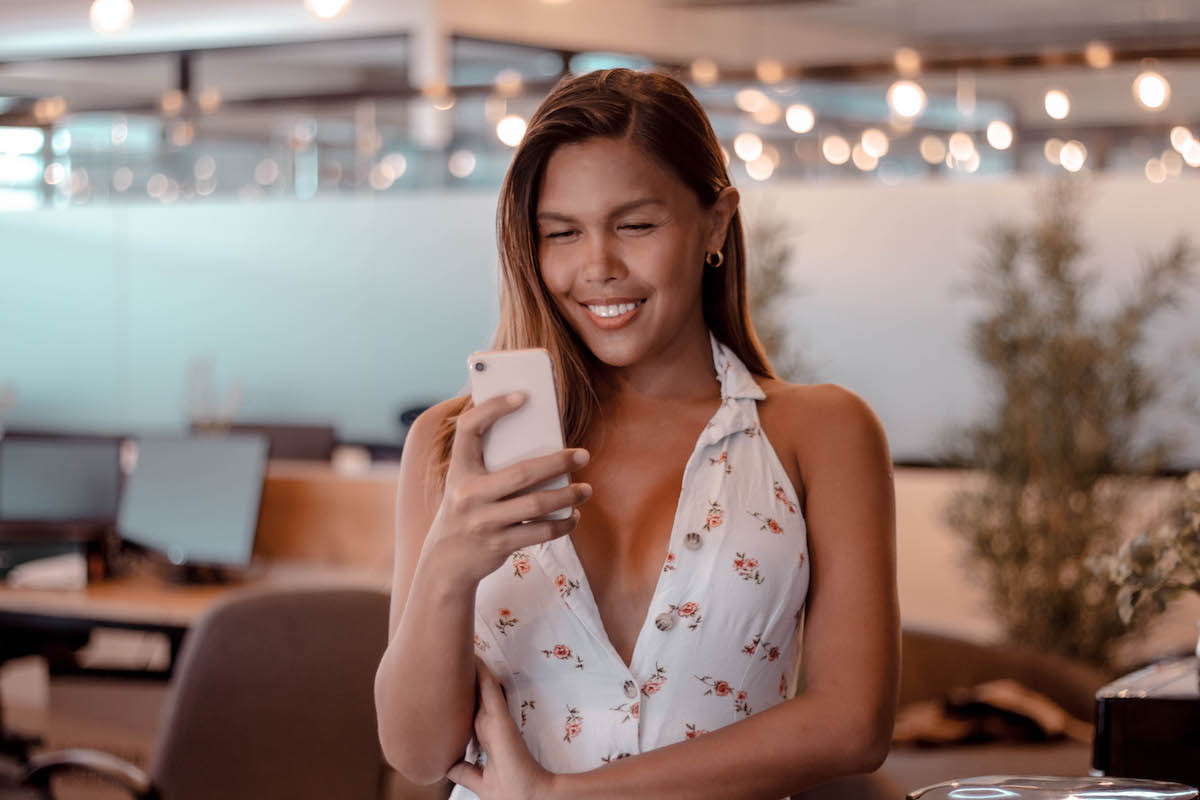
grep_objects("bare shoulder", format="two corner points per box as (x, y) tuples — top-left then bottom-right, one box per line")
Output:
(756, 379), (892, 485)
(403, 395), (469, 507)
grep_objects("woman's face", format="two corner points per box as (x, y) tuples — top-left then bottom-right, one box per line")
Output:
(535, 136), (737, 369)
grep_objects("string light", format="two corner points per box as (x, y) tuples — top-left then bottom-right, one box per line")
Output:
(1044, 89), (1070, 120)
(785, 104), (814, 134)
(887, 81), (926, 118)
(496, 114), (527, 147)
(986, 121), (1013, 150)
(690, 59), (719, 87)
(1133, 70), (1170, 110)
(733, 132), (763, 162)
(304, 0), (350, 19)
(821, 135), (850, 165)
(90, 0), (133, 33)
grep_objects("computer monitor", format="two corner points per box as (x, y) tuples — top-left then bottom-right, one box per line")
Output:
(116, 433), (269, 569)
(0, 436), (122, 522)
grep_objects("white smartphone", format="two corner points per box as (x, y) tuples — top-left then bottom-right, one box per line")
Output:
(466, 347), (573, 522)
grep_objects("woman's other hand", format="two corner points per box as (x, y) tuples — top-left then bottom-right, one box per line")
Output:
(446, 658), (560, 800)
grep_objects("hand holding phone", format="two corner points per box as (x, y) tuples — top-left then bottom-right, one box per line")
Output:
(421, 349), (593, 586)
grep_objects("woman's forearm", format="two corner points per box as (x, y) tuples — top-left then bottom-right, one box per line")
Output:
(546, 690), (890, 800)
(375, 548), (478, 784)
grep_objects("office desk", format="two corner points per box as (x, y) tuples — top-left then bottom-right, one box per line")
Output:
(0, 560), (392, 680)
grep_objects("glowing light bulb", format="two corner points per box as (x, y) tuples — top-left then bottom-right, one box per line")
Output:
(821, 135), (850, 165)
(785, 104), (814, 134)
(304, 0), (351, 19)
(986, 121), (1013, 150)
(496, 114), (527, 147)
(887, 81), (926, 118)
(1133, 71), (1170, 110)
(89, 0), (133, 33)
(1044, 89), (1070, 120)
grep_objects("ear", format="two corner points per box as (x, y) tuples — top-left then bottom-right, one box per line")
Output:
(704, 186), (740, 254)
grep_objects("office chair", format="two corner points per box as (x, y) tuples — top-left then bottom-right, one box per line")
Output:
(19, 587), (403, 800)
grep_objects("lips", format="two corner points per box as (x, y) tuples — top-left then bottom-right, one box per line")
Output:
(580, 297), (646, 330)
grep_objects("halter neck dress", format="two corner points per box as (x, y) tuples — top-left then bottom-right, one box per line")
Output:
(453, 330), (810, 798)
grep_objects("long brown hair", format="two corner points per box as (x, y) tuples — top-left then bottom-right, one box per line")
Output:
(429, 67), (775, 493)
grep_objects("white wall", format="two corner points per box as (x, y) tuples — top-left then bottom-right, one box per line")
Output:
(1, 174), (1198, 463)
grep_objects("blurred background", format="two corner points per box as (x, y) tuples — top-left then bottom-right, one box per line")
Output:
(2, 1), (1200, 798)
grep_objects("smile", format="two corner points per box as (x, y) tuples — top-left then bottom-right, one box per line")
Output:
(580, 298), (646, 329)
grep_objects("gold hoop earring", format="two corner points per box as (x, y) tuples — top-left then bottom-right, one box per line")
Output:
(705, 250), (724, 268)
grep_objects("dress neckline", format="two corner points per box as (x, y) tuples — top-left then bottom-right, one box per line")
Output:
(541, 330), (764, 676)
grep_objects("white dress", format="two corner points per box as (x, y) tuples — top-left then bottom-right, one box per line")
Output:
(452, 329), (810, 798)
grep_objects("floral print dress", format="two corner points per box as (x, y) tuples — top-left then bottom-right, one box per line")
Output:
(452, 330), (810, 798)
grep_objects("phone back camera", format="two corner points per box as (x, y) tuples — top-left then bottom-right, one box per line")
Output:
(473, 361), (486, 372)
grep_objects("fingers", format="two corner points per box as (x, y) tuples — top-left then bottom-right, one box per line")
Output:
(493, 508), (582, 553)
(484, 482), (592, 530)
(451, 392), (526, 474)
(445, 760), (483, 793)
(476, 447), (590, 502)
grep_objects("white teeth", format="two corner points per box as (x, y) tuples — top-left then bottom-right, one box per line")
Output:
(586, 299), (643, 318)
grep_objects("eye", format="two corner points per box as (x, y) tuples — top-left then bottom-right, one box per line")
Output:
(621, 223), (655, 232)
(543, 230), (576, 239)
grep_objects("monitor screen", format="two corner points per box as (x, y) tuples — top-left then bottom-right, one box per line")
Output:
(117, 434), (269, 567)
(0, 437), (122, 521)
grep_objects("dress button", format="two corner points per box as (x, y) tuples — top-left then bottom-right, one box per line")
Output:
(623, 680), (637, 698)
(654, 612), (675, 631)
(684, 531), (703, 551)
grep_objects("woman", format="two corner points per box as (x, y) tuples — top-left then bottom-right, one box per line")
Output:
(374, 67), (898, 800)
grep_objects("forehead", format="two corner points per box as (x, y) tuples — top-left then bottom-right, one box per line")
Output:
(537, 137), (689, 215)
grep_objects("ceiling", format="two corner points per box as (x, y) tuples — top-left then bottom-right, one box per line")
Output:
(1, 0), (1198, 132)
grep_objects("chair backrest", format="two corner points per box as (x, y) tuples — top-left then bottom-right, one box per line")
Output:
(148, 587), (390, 800)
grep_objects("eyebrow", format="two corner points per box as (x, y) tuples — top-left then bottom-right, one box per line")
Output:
(536, 197), (664, 223)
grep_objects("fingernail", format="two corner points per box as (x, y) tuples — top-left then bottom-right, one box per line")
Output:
(507, 391), (525, 404)
(578, 483), (593, 499)
(572, 449), (590, 466)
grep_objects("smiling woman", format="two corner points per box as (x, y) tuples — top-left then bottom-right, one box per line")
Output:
(373, 67), (898, 800)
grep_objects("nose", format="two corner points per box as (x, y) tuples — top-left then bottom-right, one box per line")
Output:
(579, 229), (628, 285)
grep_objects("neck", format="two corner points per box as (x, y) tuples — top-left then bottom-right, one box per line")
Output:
(590, 321), (721, 409)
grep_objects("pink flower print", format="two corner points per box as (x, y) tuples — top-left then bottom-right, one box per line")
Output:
(779, 672), (789, 699)
(473, 631), (490, 651)
(554, 573), (580, 599)
(495, 608), (519, 637)
(762, 645), (781, 662)
(541, 643), (584, 669)
(707, 450), (732, 474)
(685, 723), (709, 739)
(696, 674), (732, 696)
(563, 706), (583, 743)
(703, 500), (725, 532)
(749, 510), (783, 535)
(662, 552), (677, 573)
(742, 632), (762, 656)
(773, 481), (797, 514)
(667, 602), (703, 630)
(610, 701), (638, 723)
(733, 552), (764, 584)
(520, 698), (536, 728)
(695, 674), (751, 715)
(511, 551), (531, 579)
(641, 663), (668, 697)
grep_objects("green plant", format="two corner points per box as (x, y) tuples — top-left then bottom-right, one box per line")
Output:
(942, 176), (1198, 667)
(744, 202), (814, 383)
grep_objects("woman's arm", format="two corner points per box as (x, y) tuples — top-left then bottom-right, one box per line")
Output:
(375, 394), (592, 785)
(374, 399), (479, 785)
(547, 384), (900, 800)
